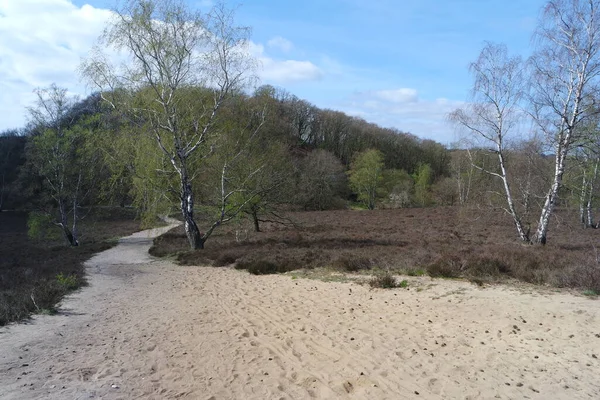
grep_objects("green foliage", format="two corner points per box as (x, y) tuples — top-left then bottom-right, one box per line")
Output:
(348, 149), (385, 210)
(407, 268), (426, 276)
(381, 168), (413, 208)
(27, 211), (59, 240)
(26, 86), (105, 245)
(413, 163), (433, 207)
(56, 273), (79, 290)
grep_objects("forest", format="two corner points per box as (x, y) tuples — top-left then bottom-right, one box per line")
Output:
(2, 0), (600, 326)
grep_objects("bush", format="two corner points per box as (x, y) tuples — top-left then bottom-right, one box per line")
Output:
(56, 273), (79, 290)
(213, 252), (239, 267)
(406, 268), (426, 276)
(465, 257), (510, 277)
(369, 273), (398, 288)
(427, 256), (464, 278)
(0, 291), (31, 325)
(554, 264), (600, 292)
(31, 280), (67, 312)
(332, 256), (373, 272)
(235, 259), (297, 275)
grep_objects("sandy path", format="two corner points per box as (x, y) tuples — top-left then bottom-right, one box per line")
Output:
(1, 227), (599, 399)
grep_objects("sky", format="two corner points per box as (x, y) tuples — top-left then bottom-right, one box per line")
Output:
(0, 0), (547, 144)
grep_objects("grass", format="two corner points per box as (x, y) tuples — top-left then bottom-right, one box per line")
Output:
(149, 206), (600, 294)
(0, 208), (141, 325)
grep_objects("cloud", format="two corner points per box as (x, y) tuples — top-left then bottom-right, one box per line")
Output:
(0, 0), (325, 130)
(373, 88), (418, 104)
(0, 0), (111, 130)
(340, 89), (465, 144)
(249, 43), (323, 84)
(267, 36), (294, 53)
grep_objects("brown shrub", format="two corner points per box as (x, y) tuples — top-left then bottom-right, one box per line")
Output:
(235, 259), (297, 275)
(369, 273), (398, 289)
(427, 255), (464, 278)
(213, 252), (240, 267)
(331, 255), (373, 272)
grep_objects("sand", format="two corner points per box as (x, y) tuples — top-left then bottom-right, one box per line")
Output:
(1, 225), (599, 400)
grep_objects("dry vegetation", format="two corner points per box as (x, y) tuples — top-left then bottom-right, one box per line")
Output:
(150, 207), (600, 293)
(0, 208), (141, 325)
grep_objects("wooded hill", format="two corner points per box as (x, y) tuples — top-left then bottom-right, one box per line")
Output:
(0, 84), (451, 237)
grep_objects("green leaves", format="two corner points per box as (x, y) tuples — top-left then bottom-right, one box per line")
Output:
(348, 149), (385, 210)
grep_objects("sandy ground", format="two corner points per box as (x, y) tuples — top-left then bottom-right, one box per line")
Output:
(1, 226), (599, 400)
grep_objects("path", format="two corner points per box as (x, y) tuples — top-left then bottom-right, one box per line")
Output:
(1, 225), (599, 399)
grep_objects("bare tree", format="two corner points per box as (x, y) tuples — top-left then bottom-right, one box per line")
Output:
(529, 0), (600, 244)
(450, 43), (531, 242)
(81, 0), (255, 249)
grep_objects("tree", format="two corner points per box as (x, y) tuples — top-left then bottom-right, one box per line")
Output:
(413, 163), (433, 207)
(0, 130), (26, 211)
(381, 168), (413, 208)
(26, 85), (101, 246)
(297, 150), (348, 210)
(449, 42), (531, 242)
(529, 0), (600, 244)
(81, 0), (255, 249)
(348, 149), (385, 210)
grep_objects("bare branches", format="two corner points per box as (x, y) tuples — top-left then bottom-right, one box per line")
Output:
(530, 0), (600, 244)
(450, 43), (530, 242)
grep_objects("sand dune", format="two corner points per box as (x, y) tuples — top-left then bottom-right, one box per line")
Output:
(1, 226), (599, 399)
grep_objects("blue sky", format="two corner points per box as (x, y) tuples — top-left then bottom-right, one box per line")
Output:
(1, 0), (547, 144)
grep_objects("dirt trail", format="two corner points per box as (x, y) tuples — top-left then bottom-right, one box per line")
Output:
(1, 225), (599, 400)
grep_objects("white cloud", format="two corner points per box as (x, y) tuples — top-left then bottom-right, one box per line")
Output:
(249, 42), (323, 84)
(267, 36), (294, 53)
(0, 0), (111, 130)
(340, 89), (465, 144)
(0, 1), (325, 130)
(373, 88), (418, 104)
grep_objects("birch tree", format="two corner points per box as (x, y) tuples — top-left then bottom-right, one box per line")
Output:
(81, 0), (254, 249)
(449, 43), (531, 242)
(530, 0), (600, 244)
(27, 85), (101, 246)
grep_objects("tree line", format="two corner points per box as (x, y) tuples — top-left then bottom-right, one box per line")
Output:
(3, 0), (600, 250)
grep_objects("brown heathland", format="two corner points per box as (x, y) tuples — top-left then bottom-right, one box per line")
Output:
(0, 209), (141, 325)
(151, 207), (600, 292)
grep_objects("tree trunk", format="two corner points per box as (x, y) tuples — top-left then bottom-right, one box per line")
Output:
(580, 171), (588, 227)
(534, 144), (568, 245)
(585, 160), (598, 228)
(58, 199), (78, 246)
(180, 179), (204, 250)
(252, 210), (260, 232)
(498, 151), (529, 242)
